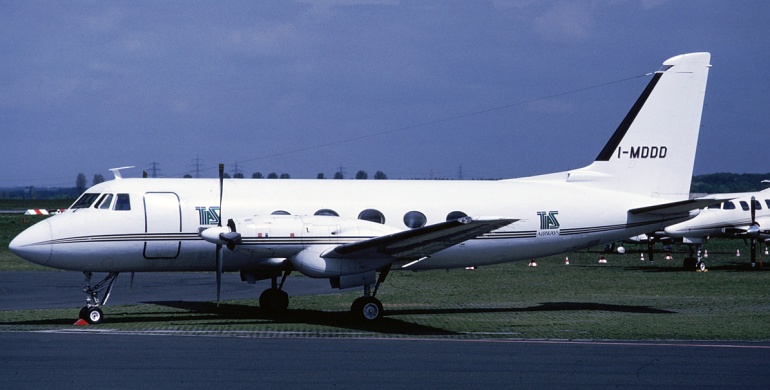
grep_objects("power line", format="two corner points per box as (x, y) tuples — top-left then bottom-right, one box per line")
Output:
(167, 73), (651, 178)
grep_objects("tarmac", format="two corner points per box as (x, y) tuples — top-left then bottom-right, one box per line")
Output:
(2, 272), (770, 388)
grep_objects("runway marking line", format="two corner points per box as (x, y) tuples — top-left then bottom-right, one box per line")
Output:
(15, 328), (770, 350)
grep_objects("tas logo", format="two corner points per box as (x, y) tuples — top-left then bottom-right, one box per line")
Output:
(195, 206), (220, 225)
(537, 211), (560, 237)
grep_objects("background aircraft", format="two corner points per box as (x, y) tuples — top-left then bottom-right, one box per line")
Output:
(10, 53), (712, 323)
(664, 188), (770, 269)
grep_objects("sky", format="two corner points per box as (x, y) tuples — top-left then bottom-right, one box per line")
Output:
(1, 0), (769, 187)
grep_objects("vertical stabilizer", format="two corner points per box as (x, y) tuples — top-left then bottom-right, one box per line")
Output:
(568, 52), (711, 200)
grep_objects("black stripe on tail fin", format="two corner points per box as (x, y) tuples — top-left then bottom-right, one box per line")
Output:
(595, 73), (662, 161)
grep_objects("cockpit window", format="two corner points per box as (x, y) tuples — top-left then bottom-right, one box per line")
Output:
(114, 194), (131, 211)
(95, 194), (114, 210)
(71, 193), (100, 209)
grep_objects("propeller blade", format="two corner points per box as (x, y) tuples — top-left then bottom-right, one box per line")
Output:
(751, 196), (757, 226)
(218, 163), (225, 228)
(216, 244), (222, 305)
(216, 163), (225, 304)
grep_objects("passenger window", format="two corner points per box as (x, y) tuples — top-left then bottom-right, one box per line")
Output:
(71, 193), (100, 209)
(96, 194), (114, 210)
(766, 200), (770, 209)
(753, 200), (763, 210)
(403, 211), (427, 229)
(358, 209), (385, 224)
(271, 210), (290, 215)
(114, 194), (131, 211)
(314, 209), (339, 216)
(722, 201), (736, 210)
(706, 203), (721, 209)
(739, 201), (750, 211)
(446, 211), (468, 221)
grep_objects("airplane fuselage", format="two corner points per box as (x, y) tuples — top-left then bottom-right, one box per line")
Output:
(665, 192), (770, 240)
(13, 177), (691, 274)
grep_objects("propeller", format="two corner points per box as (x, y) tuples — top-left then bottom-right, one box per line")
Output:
(196, 164), (242, 303)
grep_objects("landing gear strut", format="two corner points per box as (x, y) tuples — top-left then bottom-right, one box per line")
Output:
(259, 271), (290, 312)
(79, 271), (119, 324)
(350, 267), (390, 322)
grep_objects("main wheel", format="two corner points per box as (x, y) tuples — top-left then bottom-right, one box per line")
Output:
(259, 288), (289, 312)
(86, 307), (103, 324)
(351, 297), (383, 322)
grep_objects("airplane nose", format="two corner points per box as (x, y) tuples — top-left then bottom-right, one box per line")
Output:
(9, 219), (53, 266)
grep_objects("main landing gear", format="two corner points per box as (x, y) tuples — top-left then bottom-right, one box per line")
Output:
(254, 268), (390, 322)
(349, 267), (390, 322)
(78, 271), (119, 324)
(258, 271), (290, 312)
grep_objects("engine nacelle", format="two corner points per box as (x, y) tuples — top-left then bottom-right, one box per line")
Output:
(289, 244), (393, 278)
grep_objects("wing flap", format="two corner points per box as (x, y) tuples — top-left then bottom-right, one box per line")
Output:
(324, 217), (517, 260)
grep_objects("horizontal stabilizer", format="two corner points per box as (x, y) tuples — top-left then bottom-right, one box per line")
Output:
(629, 196), (731, 217)
(324, 217), (517, 260)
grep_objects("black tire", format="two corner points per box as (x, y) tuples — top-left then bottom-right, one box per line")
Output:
(259, 288), (289, 312)
(351, 297), (383, 322)
(79, 306), (89, 320)
(86, 307), (103, 324)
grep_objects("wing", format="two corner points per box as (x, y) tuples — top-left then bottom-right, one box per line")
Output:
(322, 217), (517, 260)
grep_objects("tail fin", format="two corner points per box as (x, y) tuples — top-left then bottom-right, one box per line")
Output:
(564, 52), (711, 200)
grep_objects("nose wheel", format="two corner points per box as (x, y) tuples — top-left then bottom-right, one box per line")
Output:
(79, 306), (104, 324)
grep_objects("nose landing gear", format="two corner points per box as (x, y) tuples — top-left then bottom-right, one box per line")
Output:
(78, 271), (119, 324)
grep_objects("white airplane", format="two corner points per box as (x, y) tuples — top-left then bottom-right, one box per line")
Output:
(664, 188), (770, 268)
(10, 52), (714, 324)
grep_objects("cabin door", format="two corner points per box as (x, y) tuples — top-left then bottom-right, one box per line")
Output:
(143, 192), (182, 259)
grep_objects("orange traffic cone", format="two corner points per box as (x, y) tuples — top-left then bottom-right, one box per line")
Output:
(565, 257), (570, 265)
(704, 250), (708, 258)
(73, 319), (89, 326)
(598, 255), (607, 264)
(528, 260), (538, 267)
(736, 249), (741, 257)
(640, 253), (645, 261)
(664, 252), (673, 260)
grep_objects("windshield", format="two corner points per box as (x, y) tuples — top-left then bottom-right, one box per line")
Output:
(71, 193), (100, 209)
